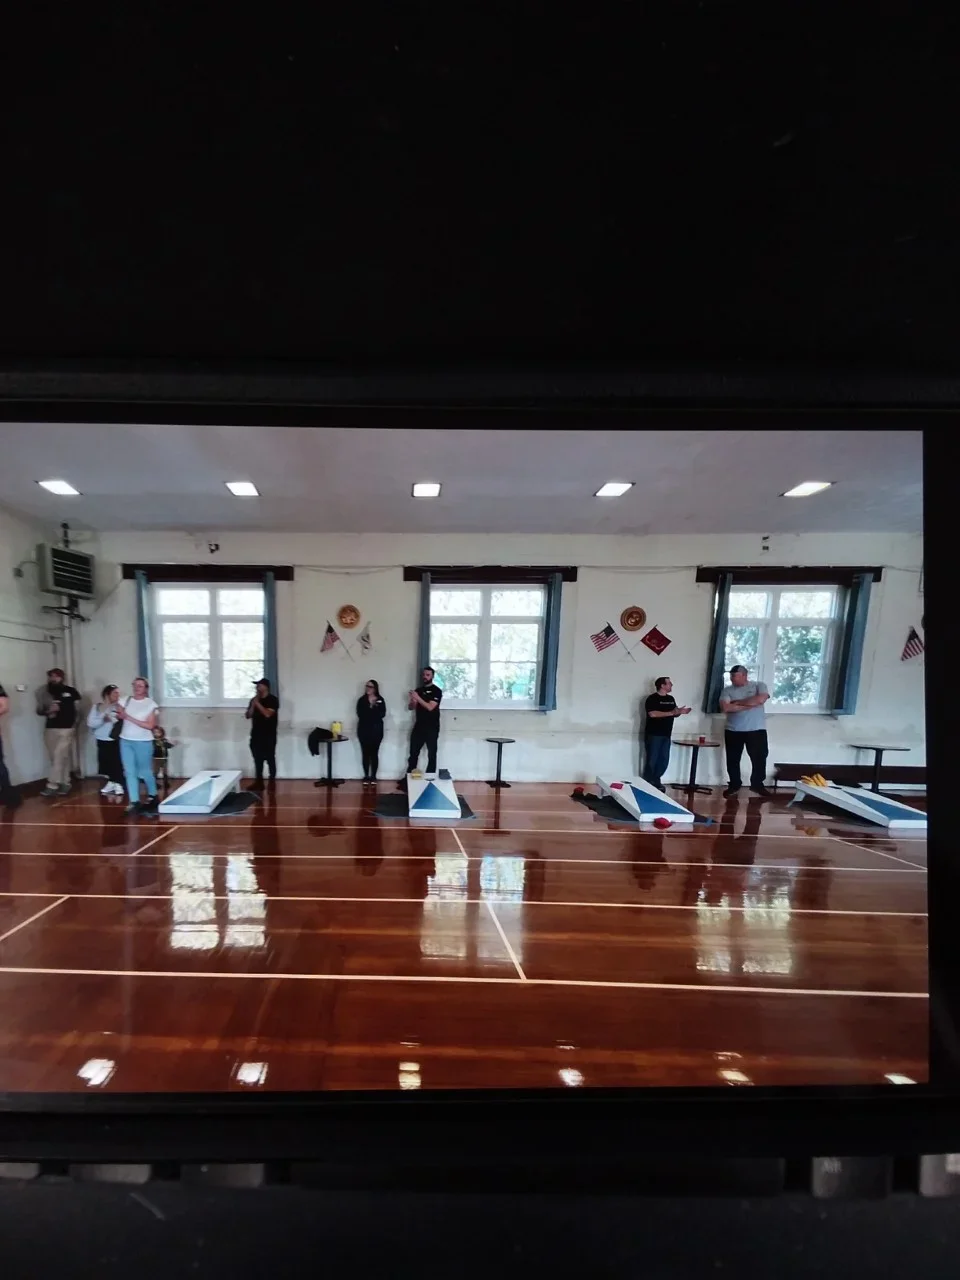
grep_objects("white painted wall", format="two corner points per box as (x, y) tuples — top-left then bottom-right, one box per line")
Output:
(0, 505), (63, 785)
(75, 529), (925, 786)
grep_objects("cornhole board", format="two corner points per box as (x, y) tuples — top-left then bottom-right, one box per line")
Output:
(595, 775), (695, 824)
(407, 769), (461, 822)
(788, 779), (926, 830)
(158, 769), (243, 815)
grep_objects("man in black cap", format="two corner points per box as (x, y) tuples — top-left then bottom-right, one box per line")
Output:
(245, 678), (279, 785)
(35, 667), (82, 797)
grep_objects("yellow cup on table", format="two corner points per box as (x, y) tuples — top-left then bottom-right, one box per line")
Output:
(331, 721), (342, 737)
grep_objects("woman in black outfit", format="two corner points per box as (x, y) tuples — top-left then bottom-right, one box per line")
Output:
(356, 679), (386, 785)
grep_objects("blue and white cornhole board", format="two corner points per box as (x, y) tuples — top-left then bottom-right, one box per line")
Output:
(789, 779), (926, 830)
(596, 775), (695, 824)
(158, 769), (242, 816)
(407, 771), (461, 822)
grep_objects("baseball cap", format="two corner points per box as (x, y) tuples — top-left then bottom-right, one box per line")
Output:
(253, 677), (271, 688)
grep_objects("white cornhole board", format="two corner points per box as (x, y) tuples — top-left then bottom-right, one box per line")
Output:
(596, 775), (695, 824)
(158, 769), (242, 816)
(407, 771), (461, 822)
(789, 779), (926, 830)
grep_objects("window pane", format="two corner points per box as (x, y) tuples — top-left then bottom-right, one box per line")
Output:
(221, 621), (265, 661)
(430, 589), (482, 617)
(156, 588), (210, 616)
(773, 666), (822, 704)
(490, 589), (544, 617)
(489, 662), (537, 702)
(778, 590), (835, 619)
(164, 661), (210, 698)
(223, 660), (265, 699)
(775, 626), (826, 664)
(728, 591), (770, 619)
(432, 661), (477, 700)
(724, 625), (760, 670)
(162, 621), (210, 660)
(218, 588), (265, 616)
(430, 622), (479, 661)
(490, 623), (540, 663)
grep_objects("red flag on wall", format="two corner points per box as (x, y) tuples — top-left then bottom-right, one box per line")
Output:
(640, 625), (671, 656)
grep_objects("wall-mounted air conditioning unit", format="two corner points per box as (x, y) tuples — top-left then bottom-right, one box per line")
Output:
(36, 544), (96, 600)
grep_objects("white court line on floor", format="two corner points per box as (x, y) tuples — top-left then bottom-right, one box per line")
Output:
(830, 838), (928, 870)
(0, 889), (928, 917)
(484, 900), (527, 977)
(8, 820), (927, 841)
(0, 896), (70, 944)
(0, 849), (927, 874)
(130, 827), (180, 857)
(452, 828), (468, 857)
(0, 964), (928, 999)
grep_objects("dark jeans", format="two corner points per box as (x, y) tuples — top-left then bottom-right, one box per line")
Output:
(251, 738), (277, 781)
(642, 735), (672, 790)
(96, 739), (125, 786)
(407, 722), (439, 774)
(724, 729), (769, 789)
(360, 735), (382, 779)
(0, 735), (11, 798)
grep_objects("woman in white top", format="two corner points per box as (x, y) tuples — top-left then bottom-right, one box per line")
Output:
(86, 683), (125, 795)
(117, 676), (160, 816)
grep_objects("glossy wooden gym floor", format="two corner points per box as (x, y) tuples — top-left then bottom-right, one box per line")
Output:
(0, 780), (927, 1093)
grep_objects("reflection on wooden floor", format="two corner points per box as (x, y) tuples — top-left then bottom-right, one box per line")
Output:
(0, 779), (927, 1092)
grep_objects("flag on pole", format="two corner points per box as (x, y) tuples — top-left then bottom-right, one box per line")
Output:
(357, 622), (372, 653)
(591, 623), (620, 653)
(901, 626), (924, 661)
(321, 622), (340, 653)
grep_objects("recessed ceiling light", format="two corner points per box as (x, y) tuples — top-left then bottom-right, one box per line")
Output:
(225, 481), (260, 497)
(412, 482), (441, 498)
(594, 482), (634, 498)
(781, 481), (833, 498)
(37, 479), (81, 496)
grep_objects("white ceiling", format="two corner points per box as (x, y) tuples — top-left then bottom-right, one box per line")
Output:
(0, 424), (922, 535)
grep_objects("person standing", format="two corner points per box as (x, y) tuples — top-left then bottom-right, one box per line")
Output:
(246, 678), (279, 785)
(405, 665), (443, 779)
(642, 676), (692, 791)
(35, 667), (82, 798)
(117, 676), (160, 816)
(0, 681), (21, 810)
(356, 679), (387, 786)
(86, 684), (126, 795)
(719, 664), (771, 797)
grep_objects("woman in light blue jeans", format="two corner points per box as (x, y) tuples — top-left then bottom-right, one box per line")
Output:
(118, 676), (160, 816)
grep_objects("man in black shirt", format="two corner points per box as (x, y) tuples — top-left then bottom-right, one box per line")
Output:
(245, 678), (280, 785)
(405, 665), (443, 778)
(0, 682), (18, 808)
(35, 667), (82, 797)
(642, 676), (691, 791)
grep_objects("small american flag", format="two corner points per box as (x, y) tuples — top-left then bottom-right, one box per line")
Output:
(591, 623), (620, 653)
(901, 626), (924, 661)
(320, 622), (340, 653)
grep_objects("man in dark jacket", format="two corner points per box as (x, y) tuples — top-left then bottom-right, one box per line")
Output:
(36, 667), (81, 797)
(405, 665), (443, 779)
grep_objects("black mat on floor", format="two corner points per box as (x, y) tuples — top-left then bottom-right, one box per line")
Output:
(374, 792), (476, 821)
(208, 790), (261, 817)
(570, 788), (715, 826)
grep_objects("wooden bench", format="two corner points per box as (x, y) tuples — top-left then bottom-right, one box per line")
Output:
(773, 762), (926, 791)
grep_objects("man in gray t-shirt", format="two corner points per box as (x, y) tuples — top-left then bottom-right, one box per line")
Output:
(719, 664), (771, 797)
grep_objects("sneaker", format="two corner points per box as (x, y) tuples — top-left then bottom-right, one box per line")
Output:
(110, 782), (125, 795)
(100, 782), (114, 795)
(58, 783), (72, 795)
(750, 785), (772, 797)
(40, 787), (59, 799)
(723, 785), (741, 798)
